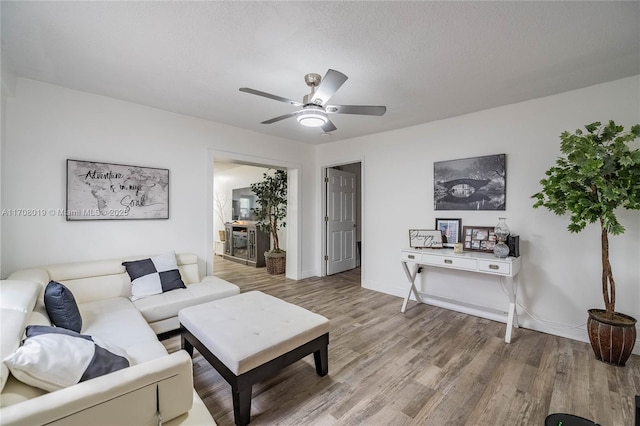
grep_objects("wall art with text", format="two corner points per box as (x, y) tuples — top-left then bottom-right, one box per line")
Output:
(66, 159), (169, 221)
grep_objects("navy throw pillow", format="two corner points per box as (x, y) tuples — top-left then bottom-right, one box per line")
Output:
(44, 281), (83, 333)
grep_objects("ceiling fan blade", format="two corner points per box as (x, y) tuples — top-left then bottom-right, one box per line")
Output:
(310, 69), (348, 106)
(261, 111), (300, 124)
(321, 120), (337, 132)
(326, 105), (386, 116)
(239, 88), (303, 107)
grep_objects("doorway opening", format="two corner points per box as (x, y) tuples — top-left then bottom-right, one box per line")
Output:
(322, 161), (362, 277)
(214, 163), (273, 269)
(207, 150), (301, 280)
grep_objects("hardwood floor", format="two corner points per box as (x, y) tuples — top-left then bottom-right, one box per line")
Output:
(162, 257), (639, 426)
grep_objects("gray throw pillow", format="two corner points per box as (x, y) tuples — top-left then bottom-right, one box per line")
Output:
(44, 281), (82, 333)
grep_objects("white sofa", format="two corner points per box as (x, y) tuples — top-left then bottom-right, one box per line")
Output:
(0, 253), (240, 425)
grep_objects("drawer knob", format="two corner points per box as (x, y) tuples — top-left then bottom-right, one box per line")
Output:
(444, 259), (453, 264)
(489, 264), (499, 270)
(408, 255), (415, 259)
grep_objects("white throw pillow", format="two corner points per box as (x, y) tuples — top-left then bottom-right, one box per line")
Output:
(123, 252), (186, 301)
(3, 326), (130, 392)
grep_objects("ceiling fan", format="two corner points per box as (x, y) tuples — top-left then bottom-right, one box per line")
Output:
(239, 69), (386, 133)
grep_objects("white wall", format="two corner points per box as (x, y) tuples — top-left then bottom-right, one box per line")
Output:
(2, 76), (638, 352)
(0, 65), (16, 278)
(1, 79), (316, 277)
(0, 86), (8, 279)
(316, 75), (640, 353)
(0, 90), (3, 278)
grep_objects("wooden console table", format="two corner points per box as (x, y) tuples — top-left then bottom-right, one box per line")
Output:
(400, 248), (521, 343)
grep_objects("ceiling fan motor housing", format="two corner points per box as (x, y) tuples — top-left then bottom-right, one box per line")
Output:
(304, 73), (322, 87)
(303, 73), (323, 105)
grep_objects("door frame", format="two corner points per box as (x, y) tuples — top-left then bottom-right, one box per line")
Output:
(207, 149), (302, 280)
(320, 158), (364, 279)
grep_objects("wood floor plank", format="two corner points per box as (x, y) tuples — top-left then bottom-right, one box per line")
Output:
(161, 257), (639, 425)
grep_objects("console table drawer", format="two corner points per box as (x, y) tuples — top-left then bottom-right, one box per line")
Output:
(478, 259), (511, 275)
(422, 254), (477, 271)
(401, 251), (422, 263)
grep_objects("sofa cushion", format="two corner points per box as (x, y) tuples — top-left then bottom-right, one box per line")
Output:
(44, 281), (82, 332)
(79, 297), (168, 364)
(0, 280), (41, 314)
(0, 280), (42, 393)
(133, 276), (240, 324)
(123, 252), (186, 301)
(3, 325), (129, 392)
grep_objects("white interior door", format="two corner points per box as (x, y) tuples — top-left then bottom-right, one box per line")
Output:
(326, 168), (357, 275)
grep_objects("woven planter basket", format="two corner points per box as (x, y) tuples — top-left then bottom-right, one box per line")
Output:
(265, 252), (286, 275)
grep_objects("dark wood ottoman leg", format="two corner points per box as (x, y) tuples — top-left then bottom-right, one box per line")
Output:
(313, 335), (329, 376)
(232, 385), (252, 426)
(181, 328), (194, 357)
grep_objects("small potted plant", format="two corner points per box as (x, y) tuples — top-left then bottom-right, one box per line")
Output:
(532, 120), (639, 366)
(250, 169), (287, 274)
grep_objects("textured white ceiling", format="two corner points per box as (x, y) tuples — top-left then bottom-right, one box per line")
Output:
(2, 1), (639, 145)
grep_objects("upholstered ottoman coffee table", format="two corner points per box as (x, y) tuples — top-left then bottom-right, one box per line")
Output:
(178, 291), (330, 426)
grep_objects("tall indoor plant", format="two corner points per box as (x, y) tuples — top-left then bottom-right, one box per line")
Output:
(532, 120), (640, 366)
(250, 169), (287, 274)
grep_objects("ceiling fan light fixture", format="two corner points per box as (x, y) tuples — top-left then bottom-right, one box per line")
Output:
(296, 109), (328, 127)
(241, 69), (386, 131)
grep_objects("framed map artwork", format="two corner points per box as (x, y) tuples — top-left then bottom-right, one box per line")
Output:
(66, 159), (169, 221)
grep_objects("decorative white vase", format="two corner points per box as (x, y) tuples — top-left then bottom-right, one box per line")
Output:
(493, 217), (510, 258)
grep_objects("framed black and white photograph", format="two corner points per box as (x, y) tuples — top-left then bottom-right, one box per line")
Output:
(462, 225), (496, 253)
(435, 218), (462, 248)
(409, 229), (444, 249)
(434, 154), (506, 211)
(66, 159), (169, 221)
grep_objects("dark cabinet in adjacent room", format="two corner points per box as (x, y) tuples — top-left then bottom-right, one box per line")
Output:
(223, 222), (269, 267)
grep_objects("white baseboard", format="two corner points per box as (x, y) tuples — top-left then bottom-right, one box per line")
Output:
(517, 316), (640, 356)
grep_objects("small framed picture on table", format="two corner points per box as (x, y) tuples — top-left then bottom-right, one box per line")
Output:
(462, 225), (496, 253)
(435, 218), (462, 248)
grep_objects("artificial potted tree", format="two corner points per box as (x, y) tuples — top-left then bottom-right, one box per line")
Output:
(250, 169), (287, 274)
(532, 120), (640, 366)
